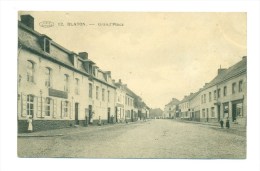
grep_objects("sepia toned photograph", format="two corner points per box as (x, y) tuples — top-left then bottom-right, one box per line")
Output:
(17, 11), (247, 159)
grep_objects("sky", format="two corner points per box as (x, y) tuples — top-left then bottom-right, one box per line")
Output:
(19, 12), (247, 109)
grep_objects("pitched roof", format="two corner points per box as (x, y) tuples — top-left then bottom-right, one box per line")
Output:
(166, 98), (180, 106)
(202, 57), (246, 90)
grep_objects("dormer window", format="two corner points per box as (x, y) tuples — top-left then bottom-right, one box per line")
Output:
(44, 38), (50, 53)
(41, 36), (51, 53)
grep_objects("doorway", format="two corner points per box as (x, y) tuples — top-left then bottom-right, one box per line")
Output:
(107, 107), (111, 123)
(217, 105), (221, 121)
(75, 103), (79, 125)
(88, 105), (92, 124)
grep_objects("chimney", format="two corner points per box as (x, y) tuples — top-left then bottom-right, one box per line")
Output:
(242, 56), (247, 60)
(119, 79), (122, 84)
(21, 15), (34, 30)
(105, 71), (111, 78)
(218, 68), (226, 75)
(79, 52), (88, 60)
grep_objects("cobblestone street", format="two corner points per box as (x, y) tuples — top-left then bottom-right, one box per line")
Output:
(18, 119), (246, 158)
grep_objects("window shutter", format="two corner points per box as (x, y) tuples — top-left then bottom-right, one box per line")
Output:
(42, 97), (45, 117)
(21, 93), (27, 117)
(69, 102), (72, 119)
(34, 96), (39, 118)
(61, 101), (63, 119)
(53, 99), (57, 118)
(71, 102), (74, 119)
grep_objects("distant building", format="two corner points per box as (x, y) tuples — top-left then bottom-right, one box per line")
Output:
(149, 108), (163, 119)
(163, 98), (180, 118)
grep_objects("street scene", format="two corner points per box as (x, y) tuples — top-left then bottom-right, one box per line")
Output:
(17, 12), (247, 159)
(18, 119), (246, 158)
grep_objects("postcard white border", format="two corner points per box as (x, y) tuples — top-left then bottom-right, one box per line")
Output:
(0, 1), (259, 171)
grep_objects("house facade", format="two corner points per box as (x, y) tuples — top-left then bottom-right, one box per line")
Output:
(163, 98), (180, 119)
(164, 56), (247, 127)
(189, 56), (247, 125)
(18, 15), (118, 132)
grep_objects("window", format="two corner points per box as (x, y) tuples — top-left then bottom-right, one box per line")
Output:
(201, 95), (203, 104)
(64, 74), (69, 92)
(125, 96), (127, 105)
(44, 38), (50, 53)
(45, 97), (52, 116)
(45, 67), (51, 87)
(96, 86), (99, 100)
(223, 86), (227, 96)
(239, 80), (243, 92)
(75, 78), (80, 95)
(209, 92), (212, 102)
(203, 94), (206, 103)
(102, 88), (105, 101)
(89, 83), (93, 98)
(108, 90), (110, 102)
(232, 83), (236, 94)
(27, 95), (34, 116)
(211, 107), (215, 117)
(217, 88), (221, 98)
(214, 90), (217, 100)
(27, 61), (34, 83)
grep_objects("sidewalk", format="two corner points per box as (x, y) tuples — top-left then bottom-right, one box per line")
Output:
(173, 119), (246, 137)
(18, 120), (142, 137)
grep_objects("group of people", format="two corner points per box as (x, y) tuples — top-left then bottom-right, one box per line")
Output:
(220, 118), (230, 129)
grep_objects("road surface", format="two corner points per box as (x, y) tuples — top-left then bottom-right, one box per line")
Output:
(18, 119), (246, 158)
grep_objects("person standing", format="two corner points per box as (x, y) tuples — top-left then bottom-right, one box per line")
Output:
(220, 119), (224, 128)
(27, 116), (33, 133)
(226, 118), (230, 129)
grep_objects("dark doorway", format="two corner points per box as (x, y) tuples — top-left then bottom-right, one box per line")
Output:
(107, 107), (111, 123)
(115, 107), (118, 123)
(88, 105), (92, 124)
(131, 110), (134, 122)
(75, 103), (79, 125)
(217, 105), (221, 121)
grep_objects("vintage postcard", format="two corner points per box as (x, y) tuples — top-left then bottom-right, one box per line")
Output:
(17, 11), (246, 159)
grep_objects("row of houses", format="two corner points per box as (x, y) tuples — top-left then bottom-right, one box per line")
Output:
(164, 56), (247, 126)
(17, 15), (149, 133)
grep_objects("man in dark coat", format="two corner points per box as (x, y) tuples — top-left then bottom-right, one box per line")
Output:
(226, 118), (230, 129)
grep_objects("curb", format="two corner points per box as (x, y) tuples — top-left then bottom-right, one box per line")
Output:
(18, 134), (63, 137)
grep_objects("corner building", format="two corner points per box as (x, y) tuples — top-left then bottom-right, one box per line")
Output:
(18, 15), (116, 132)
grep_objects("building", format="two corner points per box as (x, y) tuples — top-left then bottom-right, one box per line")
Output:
(123, 85), (139, 122)
(190, 56), (247, 125)
(189, 91), (201, 121)
(149, 108), (163, 119)
(164, 56), (247, 126)
(163, 98), (180, 118)
(114, 79), (137, 123)
(18, 15), (117, 132)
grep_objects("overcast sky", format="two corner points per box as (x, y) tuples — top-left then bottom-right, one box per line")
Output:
(19, 12), (247, 109)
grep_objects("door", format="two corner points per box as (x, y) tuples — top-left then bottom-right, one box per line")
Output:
(75, 103), (79, 125)
(131, 110), (133, 122)
(115, 107), (118, 123)
(89, 105), (92, 124)
(107, 107), (110, 123)
(217, 105), (221, 121)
